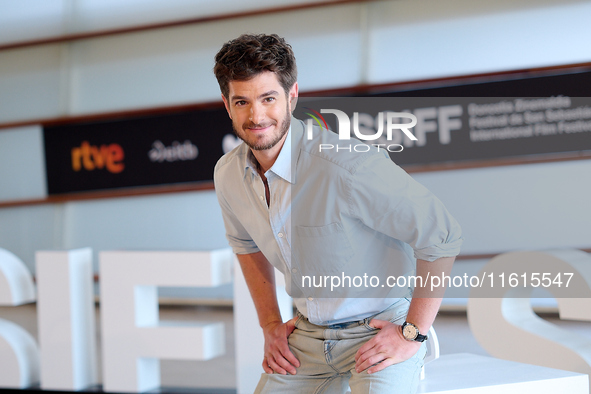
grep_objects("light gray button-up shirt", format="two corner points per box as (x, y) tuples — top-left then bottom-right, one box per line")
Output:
(214, 117), (463, 325)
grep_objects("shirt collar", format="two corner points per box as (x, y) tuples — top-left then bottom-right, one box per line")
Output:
(270, 125), (293, 184)
(242, 122), (296, 184)
(243, 148), (257, 178)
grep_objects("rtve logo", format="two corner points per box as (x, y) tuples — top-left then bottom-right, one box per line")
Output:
(71, 141), (125, 174)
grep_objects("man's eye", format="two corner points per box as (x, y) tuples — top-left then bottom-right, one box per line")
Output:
(264, 97), (276, 103)
(235, 101), (246, 106)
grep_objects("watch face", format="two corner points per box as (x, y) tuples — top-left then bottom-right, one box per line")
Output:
(403, 323), (418, 340)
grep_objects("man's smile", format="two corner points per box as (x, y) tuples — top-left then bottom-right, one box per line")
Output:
(244, 123), (276, 133)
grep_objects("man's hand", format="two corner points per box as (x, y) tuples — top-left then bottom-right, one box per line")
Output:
(262, 317), (300, 375)
(354, 319), (421, 374)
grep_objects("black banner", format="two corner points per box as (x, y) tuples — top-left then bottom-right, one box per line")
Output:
(43, 69), (591, 195)
(43, 107), (232, 195)
(293, 96), (591, 167)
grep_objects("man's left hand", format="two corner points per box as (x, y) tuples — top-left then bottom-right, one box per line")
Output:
(354, 319), (422, 374)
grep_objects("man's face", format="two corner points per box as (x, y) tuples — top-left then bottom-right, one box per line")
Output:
(222, 71), (298, 152)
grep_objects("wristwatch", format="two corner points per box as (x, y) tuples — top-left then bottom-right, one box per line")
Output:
(401, 321), (428, 342)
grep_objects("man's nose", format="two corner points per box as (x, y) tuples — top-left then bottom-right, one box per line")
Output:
(249, 103), (265, 125)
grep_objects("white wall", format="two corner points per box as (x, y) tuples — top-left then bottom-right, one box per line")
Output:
(3, 0), (591, 122)
(0, 126), (46, 202)
(0, 0), (324, 44)
(367, 0), (591, 83)
(413, 160), (591, 255)
(62, 191), (228, 271)
(0, 204), (63, 271)
(0, 191), (227, 271)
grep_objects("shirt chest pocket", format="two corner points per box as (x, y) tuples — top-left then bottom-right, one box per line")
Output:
(293, 222), (354, 275)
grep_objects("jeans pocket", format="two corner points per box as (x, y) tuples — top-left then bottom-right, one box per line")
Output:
(362, 317), (379, 331)
(294, 314), (304, 329)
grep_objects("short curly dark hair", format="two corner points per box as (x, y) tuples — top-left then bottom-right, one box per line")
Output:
(214, 33), (297, 99)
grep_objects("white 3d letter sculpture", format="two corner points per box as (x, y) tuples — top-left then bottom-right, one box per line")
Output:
(467, 249), (591, 376)
(36, 248), (98, 390)
(100, 250), (232, 393)
(0, 248), (39, 388)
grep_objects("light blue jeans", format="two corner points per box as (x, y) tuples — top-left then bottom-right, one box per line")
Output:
(254, 298), (426, 394)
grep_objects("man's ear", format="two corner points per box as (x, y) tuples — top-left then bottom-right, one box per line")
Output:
(221, 94), (232, 119)
(289, 82), (299, 113)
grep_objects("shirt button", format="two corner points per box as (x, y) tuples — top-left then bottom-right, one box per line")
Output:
(307, 297), (314, 301)
(260, 196), (264, 200)
(291, 268), (297, 274)
(278, 232), (284, 238)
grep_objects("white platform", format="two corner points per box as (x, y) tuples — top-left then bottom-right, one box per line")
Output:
(418, 353), (589, 393)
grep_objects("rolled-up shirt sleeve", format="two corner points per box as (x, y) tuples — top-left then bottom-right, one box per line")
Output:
(348, 152), (463, 262)
(214, 160), (260, 255)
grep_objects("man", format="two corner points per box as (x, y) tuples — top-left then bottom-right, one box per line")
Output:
(213, 33), (462, 393)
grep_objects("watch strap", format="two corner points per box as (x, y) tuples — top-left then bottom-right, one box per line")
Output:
(414, 332), (428, 342)
(402, 321), (429, 342)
